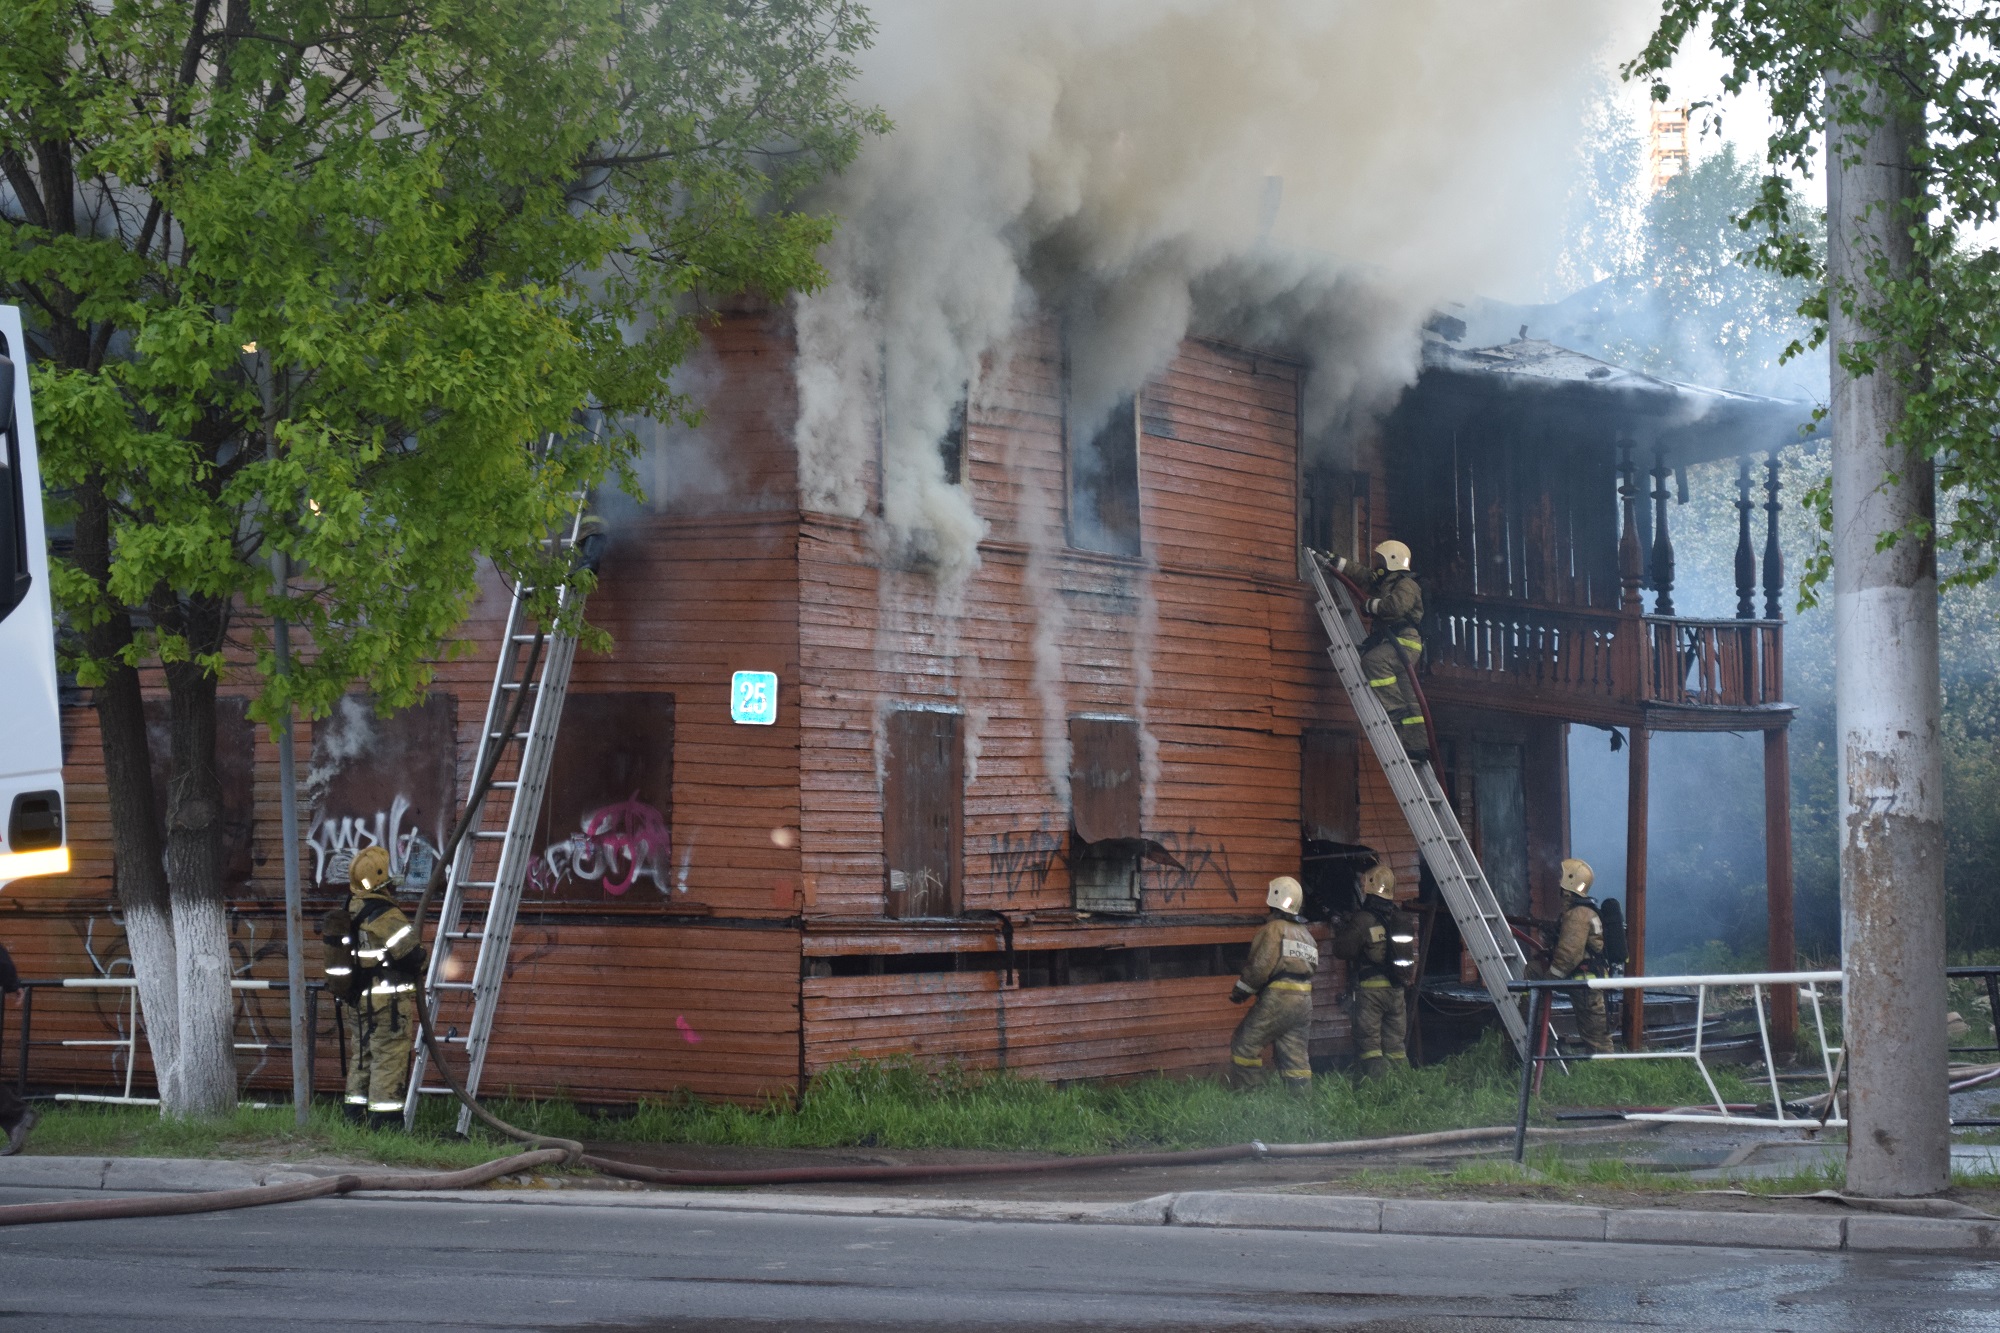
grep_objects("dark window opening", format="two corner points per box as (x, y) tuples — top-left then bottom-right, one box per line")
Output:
(1301, 463), (1368, 567)
(1069, 716), (1142, 914)
(1067, 395), (1141, 556)
(939, 391), (967, 487)
(1469, 740), (1529, 917)
(0, 348), (27, 625)
(804, 942), (1251, 985)
(1300, 729), (1366, 921)
(884, 709), (964, 918)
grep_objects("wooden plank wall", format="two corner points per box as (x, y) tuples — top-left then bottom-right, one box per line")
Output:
(795, 321), (1421, 1077)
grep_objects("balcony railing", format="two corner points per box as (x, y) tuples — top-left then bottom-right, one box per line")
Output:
(1427, 597), (1784, 712)
(1645, 617), (1783, 708)
(1429, 598), (1626, 704)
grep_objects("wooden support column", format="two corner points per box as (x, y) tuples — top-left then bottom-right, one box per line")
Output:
(1624, 723), (1650, 1051)
(1735, 459), (1758, 620)
(1765, 725), (1798, 1059)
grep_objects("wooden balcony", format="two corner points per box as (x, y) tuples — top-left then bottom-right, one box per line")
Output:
(1422, 596), (1790, 732)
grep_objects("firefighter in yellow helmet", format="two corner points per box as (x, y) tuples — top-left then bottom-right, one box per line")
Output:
(325, 846), (426, 1128)
(1226, 876), (1319, 1093)
(1534, 858), (1612, 1055)
(1333, 864), (1418, 1077)
(1334, 540), (1428, 762)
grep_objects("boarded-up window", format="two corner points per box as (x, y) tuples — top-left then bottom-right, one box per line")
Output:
(1470, 741), (1529, 916)
(1301, 730), (1360, 845)
(531, 692), (675, 901)
(883, 709), (962, 918)
(1067, 396), (1141, 557)
(1069, 716), (1142, 913)
(146, 695), (256, 893)
(306, 694), (457, 896)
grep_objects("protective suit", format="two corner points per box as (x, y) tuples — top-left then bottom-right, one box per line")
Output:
(333, 847), (425, 1128)
(1228, 877), (1319, 1092)
(1333, 865), (1417, 1077)
(1343, 541), (1427, 761)
(1534, 858), (1612, 1055)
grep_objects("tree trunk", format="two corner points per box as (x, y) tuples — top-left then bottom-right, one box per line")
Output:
(73, 481), (183, 1107)
(160, 597), (237, 1119)
(1829, 15), (1948, 1198)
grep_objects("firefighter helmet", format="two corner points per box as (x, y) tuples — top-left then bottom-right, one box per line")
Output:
(349, 846), (393, 894)
(1361, 864), (1396, 901)
(1266, 875), (1304, 917)
(1559, 858), (1595, 896)
(1373, 540), (1412, 572)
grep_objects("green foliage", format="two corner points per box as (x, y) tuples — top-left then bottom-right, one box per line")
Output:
(1631, 0), (2000, 589)
(393, 1041), (1749, 1156)
(23, 1045), (1759, 1164)
(1, 0), (885, 722)
(1614, 143), (1825, 397)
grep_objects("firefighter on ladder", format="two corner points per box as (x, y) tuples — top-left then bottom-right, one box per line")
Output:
(322, 846), (426, 1128)
(1333, 864), (1419, 1078)
(1226, 876), (1319, 1093)
(1533, 858), (1613, 1055)
(1333, 539), (1428, 762)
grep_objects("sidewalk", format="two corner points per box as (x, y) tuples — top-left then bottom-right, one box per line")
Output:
(7, 1150), (2000, 1257)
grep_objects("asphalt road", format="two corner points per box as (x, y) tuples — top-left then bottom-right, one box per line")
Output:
(4, 1189), (2000, 1331)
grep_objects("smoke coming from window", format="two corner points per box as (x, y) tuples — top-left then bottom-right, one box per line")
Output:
(793, 0), (1648, 573)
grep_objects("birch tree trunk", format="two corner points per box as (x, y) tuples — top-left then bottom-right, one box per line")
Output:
(160, 604), (238, 1119)
(1829, 11), (1949, 1198)
(74, 481), (182, 1106)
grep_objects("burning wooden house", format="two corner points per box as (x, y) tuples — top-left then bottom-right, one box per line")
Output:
(6, 307), (1811, 1104)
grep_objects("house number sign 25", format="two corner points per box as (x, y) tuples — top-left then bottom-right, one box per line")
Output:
(730, 671), (780, 726)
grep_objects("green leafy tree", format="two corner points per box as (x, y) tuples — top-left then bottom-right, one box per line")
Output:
(0, 0), (882, 1117)
(1631, 1), (2000, 588)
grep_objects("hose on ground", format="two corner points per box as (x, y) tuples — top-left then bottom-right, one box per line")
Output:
(577, 1123), (1628, 1187)
(0, 1148), (570, 1228)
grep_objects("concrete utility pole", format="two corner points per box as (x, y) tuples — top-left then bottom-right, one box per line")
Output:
(1827, 11), (1948, 1198)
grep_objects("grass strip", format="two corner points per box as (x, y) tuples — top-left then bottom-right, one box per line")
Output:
(15, 1035), (1760, 1167)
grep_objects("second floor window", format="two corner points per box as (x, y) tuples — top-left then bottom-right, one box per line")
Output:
(1067, 396), (1141, 557)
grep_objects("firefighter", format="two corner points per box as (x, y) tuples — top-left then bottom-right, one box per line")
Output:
(1537, 858), (1612, 1055)
(1226, 876), (1319, 1093)
(1334, 540), (1428, 761)
(1333, 865), (1418, 1078)
(330, 846), (426, 1129)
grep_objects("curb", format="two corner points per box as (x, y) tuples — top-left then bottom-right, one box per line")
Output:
(0, 1156), (329, 1193)
(361, 1185), (2000, 1255)
(11, 1156), (2000, 1255)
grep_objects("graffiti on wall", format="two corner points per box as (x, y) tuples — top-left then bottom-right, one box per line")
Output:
(306, 694), (456, 893)
(983, 818), (1240, 905)
(527, 693), (677, 900)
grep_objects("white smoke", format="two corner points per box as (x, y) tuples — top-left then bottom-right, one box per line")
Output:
(793, 0), (1647, 802)
(795, 0), (1643, 564)
(304, 695), (375, 809)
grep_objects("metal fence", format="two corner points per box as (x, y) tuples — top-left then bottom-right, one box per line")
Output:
(1509, 969), (1845, 1162)
(4, 976), (324, 1106)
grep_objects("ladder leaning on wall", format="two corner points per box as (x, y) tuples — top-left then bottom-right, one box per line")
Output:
(403, 507), (588, 1132)
(1301, 547), (1531, 1060)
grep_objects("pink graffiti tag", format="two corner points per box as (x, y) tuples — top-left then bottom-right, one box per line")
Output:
(532, 795), (672, 897)
(580, 797), (672, 895)
(675, 1014), (702, 1045)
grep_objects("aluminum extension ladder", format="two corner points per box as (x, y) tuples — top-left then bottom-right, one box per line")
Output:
(1302, 548), (1531, 1059)
(404, 509), (586, 1131)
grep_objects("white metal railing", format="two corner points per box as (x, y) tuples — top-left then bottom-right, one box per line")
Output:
(1577, 971), (1844, 1128)
(1511, 969), (1844, 1160)
(36, 977), (293, 1107)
